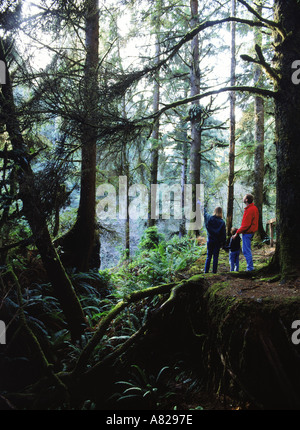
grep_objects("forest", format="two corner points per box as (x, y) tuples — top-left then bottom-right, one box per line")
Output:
(1, 0), (300, 412)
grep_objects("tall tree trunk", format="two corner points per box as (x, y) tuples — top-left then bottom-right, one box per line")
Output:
(148, 0), (162, 228)
(189, 0), (201, 237)
(123, 147), (130, 259)
(226, 0), (236, 237)
(59, 0), (100, 272)
(0, 46), (87, 341)
(125, 177), (130, 257)
(253, 0), (266, 241)
(273, 0), (300, 277)
(179, 126), (188, 238)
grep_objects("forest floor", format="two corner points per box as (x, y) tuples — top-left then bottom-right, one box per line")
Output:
(188, 244), (300, 299)
(4, 242), (299, 411)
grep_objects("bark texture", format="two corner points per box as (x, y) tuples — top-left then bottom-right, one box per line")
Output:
(273, 0), (300, 276)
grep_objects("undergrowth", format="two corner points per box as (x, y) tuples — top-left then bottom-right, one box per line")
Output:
(0, 229), (206, 410)
(112, 229), (205, 298)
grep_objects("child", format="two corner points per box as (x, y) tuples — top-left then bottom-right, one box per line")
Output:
(228, 227), (241, 271)
(204, 206), (226, 274)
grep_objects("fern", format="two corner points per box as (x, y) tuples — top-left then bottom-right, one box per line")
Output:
(113, 364), (176, 408)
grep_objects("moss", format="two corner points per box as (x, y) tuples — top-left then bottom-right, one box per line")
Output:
(204, 281), (243, 340)
(187, 264), (203, 275)
(187, 274), (205, 283)
(206, 280), (230, 297)
(258, 274), (281, 283)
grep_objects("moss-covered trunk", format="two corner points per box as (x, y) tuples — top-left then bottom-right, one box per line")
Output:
(273, 0), (300, 276)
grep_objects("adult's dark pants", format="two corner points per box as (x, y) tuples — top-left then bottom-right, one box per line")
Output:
(204, 240), (220, 274)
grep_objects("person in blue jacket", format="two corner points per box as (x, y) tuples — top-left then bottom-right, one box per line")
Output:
(204, 206), (226, 274)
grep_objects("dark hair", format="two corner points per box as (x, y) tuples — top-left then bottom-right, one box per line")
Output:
(245, 193), (254, 204)
(231, 227), (238, 235)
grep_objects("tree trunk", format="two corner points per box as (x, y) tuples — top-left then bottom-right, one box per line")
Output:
(148, 0), (162, 228)
(0, 47), (87, 341)
(189, 0), (201, 237)
(179, 127), (188, 238)
(124, 151), (130, 258)
(253, 0), (266, 241)
(59, 0), (100, 272)
(273, 0), (300, 276)
(226, 0), (236, 237)
(254, 95), (265, 240)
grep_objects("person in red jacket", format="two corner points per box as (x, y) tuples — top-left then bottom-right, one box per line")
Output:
(232, 194), (259, 271)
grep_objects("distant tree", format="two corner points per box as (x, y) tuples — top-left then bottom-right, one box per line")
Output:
(253, 0), (267, 240)
(189, 0), (201, 236)
(148, 0), (163, 228)
(226, 0), (236, 237)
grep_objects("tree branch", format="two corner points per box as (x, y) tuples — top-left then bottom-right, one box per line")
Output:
(68, 275), (205, 387)
(237, 0), (286, 39)
(107, 15), (272, 98)
(240, 44), (281, 83)
(0, 236), (34, 254)
(71, 281), (179, 376)
(254, 44), (281, 83)
(143, 86), (277, 121)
